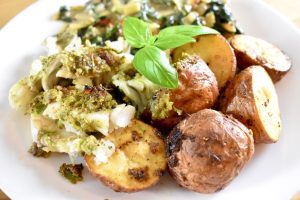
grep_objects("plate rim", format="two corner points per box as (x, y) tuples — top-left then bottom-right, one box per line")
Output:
(0, 0), (300, 199)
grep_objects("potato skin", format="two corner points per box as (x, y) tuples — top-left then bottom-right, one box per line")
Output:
(166, 109), (254, 193)
(229, 35), (291, 82)
(219, 65), (281, 143)
(170, 55), (219, 114)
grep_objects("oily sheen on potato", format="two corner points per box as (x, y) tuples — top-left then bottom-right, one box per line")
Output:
(219, 65), (282, 143)
(172, 34), (237, 89)
(166, 109), (254, 193)
(85, 120), (166, 192)
(229, 34), (291, 82)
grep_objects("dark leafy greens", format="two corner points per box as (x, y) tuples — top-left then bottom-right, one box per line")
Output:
(205, 1), (243, 33)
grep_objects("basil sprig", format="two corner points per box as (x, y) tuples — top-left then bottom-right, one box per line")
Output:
(123, 17), (219, 89)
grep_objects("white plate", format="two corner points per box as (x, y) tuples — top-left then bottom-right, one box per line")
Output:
(0, 0), (299, 199)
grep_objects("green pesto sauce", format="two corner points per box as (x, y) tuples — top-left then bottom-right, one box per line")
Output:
(31, 86), (116, 114)
(39, 131), (101, 155)
(30, 86), (117, 133)
(41, 47), (122, 78)
(150, 91), (173, 120)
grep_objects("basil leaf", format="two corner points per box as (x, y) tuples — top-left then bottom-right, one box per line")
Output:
(158, 25), (219, 38)
(133, 46), (178, 89)
(123, 17), (152, 48)
(154, 35), (195, 50)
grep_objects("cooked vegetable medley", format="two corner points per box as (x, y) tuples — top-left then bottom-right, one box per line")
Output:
(9, 0), (291, 194)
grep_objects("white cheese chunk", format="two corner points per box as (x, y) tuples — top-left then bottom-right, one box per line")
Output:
(93, 140), (115, 165)
(110, 104), (136, 128)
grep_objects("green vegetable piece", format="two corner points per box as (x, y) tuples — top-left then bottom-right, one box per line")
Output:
(154, 35), (195, 50)
(9, 76), (41, 112)
(157, 25), (219, 38)
(59, 163), (83, 184)
(133, 46), (178, 89)
(123, 17), (152, 48)
(155, 25), (219, 50)
(28, 142), (51, 158)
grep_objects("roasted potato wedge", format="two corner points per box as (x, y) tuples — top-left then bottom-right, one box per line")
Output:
(229, 34), (291, 82)
(166, 109), (254, 193)
(219, 65), (282, 143)
(172, 34), (237, 89)
(85, 120), (166, 192)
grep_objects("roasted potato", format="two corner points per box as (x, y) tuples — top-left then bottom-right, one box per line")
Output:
(219, 65), (282, 143)
(229, 34), (291, 82)
(144, 55), (219, 133)
(85, 120), (166, 192)
(172, 34), (237, 89)
(171, 55), (219, 114)
(166, 109), (254, 193)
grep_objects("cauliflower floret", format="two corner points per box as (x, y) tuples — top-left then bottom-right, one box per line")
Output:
(40, 46), (124, 90)
(30, 86), (122, 135)
(31, 114), (61, 142)
(9, 76), (41, 112)
(113, 72), (159, 112)
(110, 104), (136, 128)
(38, 131), (115, 163)
(86, 111), (110, 135)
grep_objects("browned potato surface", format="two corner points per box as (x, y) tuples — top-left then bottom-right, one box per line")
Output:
(229, 34), (291, 82)
(219, 65), (282, 143)
(166, 109), (254, 193)
(85, 120), (166, 192)
(172, 34), (237, 89)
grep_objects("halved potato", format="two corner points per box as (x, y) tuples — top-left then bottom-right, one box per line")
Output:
(219, 65), (282, 143)
(229, 34), (291, 82)
(166, 109), (254, 193)
(85, 120), (166, 192)
(172, 34), (237, 89)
